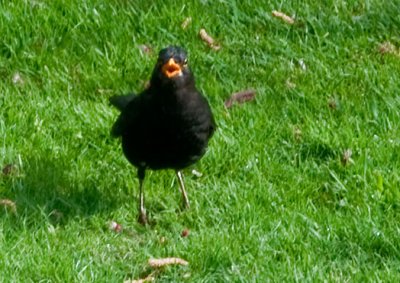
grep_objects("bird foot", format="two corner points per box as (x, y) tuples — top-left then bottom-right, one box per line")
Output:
(138, 211), (148, 225)
(183, 200), (190, 210)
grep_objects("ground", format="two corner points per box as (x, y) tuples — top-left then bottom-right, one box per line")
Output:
(1, 1), (400, 281)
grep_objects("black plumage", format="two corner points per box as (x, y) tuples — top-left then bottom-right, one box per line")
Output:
(110, 46), (215, 224)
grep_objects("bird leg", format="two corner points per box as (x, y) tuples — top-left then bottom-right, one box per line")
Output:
(176, 170), (190, 209)
(137, 168), (147, 225)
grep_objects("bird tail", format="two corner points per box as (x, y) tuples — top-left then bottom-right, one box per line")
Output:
(109, 93), (136, 111)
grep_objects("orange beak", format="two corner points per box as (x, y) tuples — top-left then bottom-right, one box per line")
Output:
(161, 58), (182, 78)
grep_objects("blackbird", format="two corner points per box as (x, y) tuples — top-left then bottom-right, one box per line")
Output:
(110, 46), (215, 224)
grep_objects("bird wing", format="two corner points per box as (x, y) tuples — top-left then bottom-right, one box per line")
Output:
(209, 112), (216, 138)
(110, 93), (142, 137)
(198, 93), (216, 139)
(109, 93), (137, 112)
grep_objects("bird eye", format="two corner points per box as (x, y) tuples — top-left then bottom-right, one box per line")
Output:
(183, 58), (188, 65)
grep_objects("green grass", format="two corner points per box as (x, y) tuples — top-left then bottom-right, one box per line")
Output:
(1, 0), (400, 281)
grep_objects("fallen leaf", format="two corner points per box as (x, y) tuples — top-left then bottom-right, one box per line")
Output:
(272, 10), (295, 25)
(341, 149), (353, 166)
(181, 228), (190, 238)
(2, 164), (16, 176)
(48, 224), (56, 234)
(97, 89), (114, 94)
(148, 257), (189, 268)
(12, 72), (24, 85)
(159, 236), (167, 244)
(0, 199), (17, 213)
(138, 44), (152, 55)
(293, 126), (302, 141)
(109, 220), (123, 233)
(285, 80), (296, 89)
(191, 169), (203, 178)
(328, 97), (338, 110)
(224, 89), (256, 108)
(378, 41), (398, 55)
(124, 274), (154, 283)
(298, 59), (307, 71)
(181, 17), (192, 29)
(199, 29), (221, 50)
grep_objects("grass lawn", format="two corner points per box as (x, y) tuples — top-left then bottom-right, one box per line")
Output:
(1, 0), (400, 281)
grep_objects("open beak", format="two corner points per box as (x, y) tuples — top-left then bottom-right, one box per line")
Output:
(161, 58), (182, 78)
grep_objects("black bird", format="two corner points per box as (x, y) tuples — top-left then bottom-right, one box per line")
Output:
(110, 46), (215, 224)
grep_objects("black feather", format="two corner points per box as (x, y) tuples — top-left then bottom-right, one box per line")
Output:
(109, 93), (136, 112)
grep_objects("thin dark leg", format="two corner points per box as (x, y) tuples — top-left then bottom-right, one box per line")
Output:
(137, 167), (147, 225)
(176, 170), (190, 209)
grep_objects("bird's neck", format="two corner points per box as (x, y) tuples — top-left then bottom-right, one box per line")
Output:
(148, 81), (197, 108)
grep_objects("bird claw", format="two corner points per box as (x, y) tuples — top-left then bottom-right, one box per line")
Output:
(138, 211), (148, 225)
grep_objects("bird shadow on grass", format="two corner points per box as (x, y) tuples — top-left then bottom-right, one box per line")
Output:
(2, 154), (121, 227)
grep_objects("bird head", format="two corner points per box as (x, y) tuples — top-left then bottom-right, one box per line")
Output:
(151, 46), (193, 88)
